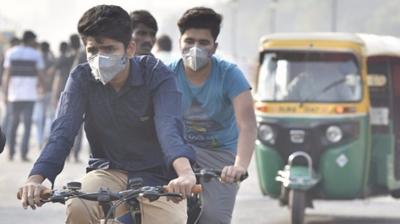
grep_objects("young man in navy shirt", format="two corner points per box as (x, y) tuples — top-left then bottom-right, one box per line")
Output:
(18, 5), (196, 224)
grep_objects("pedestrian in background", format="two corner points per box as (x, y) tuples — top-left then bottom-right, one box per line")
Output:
(129, 10), (158, 56)
(68, 34), (87, 163)
(2, 30), (45, 161)
(49, 41), (73, 113)
(33, 41), (55, 149)
(154, 34), (175, 64)
(0, 37), (20, 84)
(1, 37), (21, 136)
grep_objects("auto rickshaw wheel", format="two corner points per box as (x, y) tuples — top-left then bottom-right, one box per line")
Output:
(289, 189), (306, 224)
(390, 189), (400, 198)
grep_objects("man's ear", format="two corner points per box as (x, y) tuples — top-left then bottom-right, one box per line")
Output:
(212, 42), (218, 54)
(178, 36), (183, 52)
(127, 40), (136, 58)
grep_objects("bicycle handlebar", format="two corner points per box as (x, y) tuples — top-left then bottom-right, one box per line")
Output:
(194, 168), (249, 182)
(17, 167), (247, 202)
(17, 184), (202, 202)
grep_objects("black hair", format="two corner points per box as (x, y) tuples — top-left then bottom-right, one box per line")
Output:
(130, 10), (158, 33)
(59, 41), (68, 53)
(69, 34), (81, 50)
(156, 34), (172, 52)
(40, 41), (50, 52)
(22, 30), (36, 44)
(177, 7), (222, 41)
(77, 5), (132, 47)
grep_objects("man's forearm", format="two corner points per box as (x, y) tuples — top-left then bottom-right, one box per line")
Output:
(234, 124), (257, 170)
(172, 157), (194, 176)
(232, 90), (257, 170)
(27, 175), (45, 184)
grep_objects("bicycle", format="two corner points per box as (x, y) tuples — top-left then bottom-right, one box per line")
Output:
(17, 168), (247, 224)
(17, 177), (202, 224)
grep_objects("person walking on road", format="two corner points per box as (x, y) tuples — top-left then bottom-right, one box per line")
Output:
(49, 41), (73, 113)
(1, 37), (21, 138)
(2, 30), (45, 161)
(33, 41), (55, 149)
(68, 34), (87, 162)
(154, 34), (175, 64)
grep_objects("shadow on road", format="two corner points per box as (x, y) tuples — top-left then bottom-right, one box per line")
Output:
(306, 214), (400, 224)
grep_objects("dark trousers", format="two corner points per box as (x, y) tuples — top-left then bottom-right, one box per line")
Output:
(6, 101), (35, 159)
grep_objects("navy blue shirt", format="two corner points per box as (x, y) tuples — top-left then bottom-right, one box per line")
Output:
(30, 56), (195, 186)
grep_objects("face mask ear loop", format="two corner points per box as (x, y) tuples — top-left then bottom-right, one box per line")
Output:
(88, 55), (100, 81)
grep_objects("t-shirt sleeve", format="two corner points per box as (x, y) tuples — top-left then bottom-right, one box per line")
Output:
(224, 65), (252, 100)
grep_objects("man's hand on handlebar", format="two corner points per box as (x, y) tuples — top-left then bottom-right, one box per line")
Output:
(169, 157), (197, 203)
(167, 170), (197, 203)
(221, 165), (247, 183)
(17, 175), (47, 210)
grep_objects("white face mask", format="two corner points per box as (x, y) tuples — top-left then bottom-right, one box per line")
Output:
(87, 53), (128, 85)
(182, 46), (211, 71)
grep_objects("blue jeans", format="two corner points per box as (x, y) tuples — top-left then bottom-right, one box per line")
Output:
(6, 101), (35, 159)
(33, 93), (51, 148)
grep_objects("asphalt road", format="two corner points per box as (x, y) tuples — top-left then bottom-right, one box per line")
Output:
(2, 144), (400, 224)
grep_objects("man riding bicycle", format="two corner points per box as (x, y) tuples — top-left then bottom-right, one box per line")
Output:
(169, 7), (257, 224)
(17, 5), (196, 224)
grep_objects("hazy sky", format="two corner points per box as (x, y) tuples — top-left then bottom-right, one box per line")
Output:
(0, 0), (224, 53)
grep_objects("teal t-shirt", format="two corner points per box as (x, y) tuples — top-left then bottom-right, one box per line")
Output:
(169, 56), (251, 152)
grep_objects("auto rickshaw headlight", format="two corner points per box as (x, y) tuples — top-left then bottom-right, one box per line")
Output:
(258, 124), (275, 144)
(326, 126), (343, 143)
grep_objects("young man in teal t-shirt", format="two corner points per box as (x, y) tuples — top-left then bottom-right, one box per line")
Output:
(169, 7), (257, 224)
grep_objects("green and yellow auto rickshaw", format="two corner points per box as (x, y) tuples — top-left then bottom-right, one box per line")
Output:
(254, 32), (400, 224)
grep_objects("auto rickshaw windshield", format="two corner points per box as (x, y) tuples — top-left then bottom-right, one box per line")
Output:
(257, 51), (362, 103)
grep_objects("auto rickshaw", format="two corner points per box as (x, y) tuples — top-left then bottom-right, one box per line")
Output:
(254, 32), (400, 224)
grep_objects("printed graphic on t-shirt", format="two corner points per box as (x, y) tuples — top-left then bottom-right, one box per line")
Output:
(184, 99), (223, 149)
